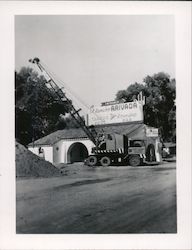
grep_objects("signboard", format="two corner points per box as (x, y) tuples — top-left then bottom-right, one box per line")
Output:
(88, 100), (143, 125)
(101, 100), (124, 106)
(146, 128), (159, 137)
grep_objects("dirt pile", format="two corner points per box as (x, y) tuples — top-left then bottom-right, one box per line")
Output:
(16, 142), (62, 178)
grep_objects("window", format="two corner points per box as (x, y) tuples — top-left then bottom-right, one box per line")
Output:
(130, 140), (144, 147)
(107, 134), (113, 140)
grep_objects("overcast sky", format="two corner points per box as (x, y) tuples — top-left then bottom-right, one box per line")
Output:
(15, 15), (175, 112)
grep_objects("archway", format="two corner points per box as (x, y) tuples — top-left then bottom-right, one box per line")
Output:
(146, 144), (156, 162)
(67, 142), (89, 163)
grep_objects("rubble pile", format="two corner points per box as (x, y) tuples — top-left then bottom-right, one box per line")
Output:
(16, 142), (62, 178)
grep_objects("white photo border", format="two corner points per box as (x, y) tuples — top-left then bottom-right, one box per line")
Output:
(0, 1), (191, 250)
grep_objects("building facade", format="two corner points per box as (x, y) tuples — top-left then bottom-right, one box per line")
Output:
(28, 122), (162, 165)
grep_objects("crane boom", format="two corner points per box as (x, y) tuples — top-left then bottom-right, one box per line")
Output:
(29, 57), (97, 145)
(28, 58), (161, 168)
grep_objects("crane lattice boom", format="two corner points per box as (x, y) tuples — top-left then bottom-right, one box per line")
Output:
(29, 57), (97, 145)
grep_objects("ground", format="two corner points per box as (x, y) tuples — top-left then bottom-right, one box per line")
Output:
(16, 161), (177, 234)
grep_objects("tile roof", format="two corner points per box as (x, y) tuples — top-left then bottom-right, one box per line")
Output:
(28, 122), (149, 147)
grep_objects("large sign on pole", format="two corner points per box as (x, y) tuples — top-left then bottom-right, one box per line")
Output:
(88, 100), (144, 125)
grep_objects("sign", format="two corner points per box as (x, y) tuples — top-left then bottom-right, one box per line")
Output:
(146, 128), (159, 137)
(101, 100), (124, 106)
(88, 100), (143, 125)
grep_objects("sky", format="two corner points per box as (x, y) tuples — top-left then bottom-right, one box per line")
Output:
(15, 15), (175, 113)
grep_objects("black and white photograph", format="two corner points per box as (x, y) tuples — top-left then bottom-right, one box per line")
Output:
(0, 1), (191, 250)
(15, 14), (177, 234)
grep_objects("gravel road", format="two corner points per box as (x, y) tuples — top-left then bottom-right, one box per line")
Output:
(16, 161), (177, 234)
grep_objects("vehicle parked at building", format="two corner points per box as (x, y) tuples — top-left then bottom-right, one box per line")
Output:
(29, 57), (162, 167)
(86, 132), (161, 167)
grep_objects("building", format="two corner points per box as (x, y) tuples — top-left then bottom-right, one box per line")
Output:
(28, 122), (161, 164)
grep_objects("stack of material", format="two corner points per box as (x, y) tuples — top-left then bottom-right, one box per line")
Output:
(16, 142), (62, 178)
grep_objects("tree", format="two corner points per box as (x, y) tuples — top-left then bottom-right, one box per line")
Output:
(116, 82), (147, 102)
(55, 114), (86, 130)
(15, 67), (71, 145)
(116, 72), (176, 142)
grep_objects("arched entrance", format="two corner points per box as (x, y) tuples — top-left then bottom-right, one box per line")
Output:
(67, 142), (89, 163)
(146, 144), (156, 162)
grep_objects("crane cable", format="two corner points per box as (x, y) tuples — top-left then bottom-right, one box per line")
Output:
(39, 60), (91, 115)
(34, 59), (103, 122)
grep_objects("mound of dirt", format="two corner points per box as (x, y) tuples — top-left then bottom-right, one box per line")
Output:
(16, 142), (62, 178)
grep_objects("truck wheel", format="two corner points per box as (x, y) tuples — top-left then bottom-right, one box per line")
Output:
(100, 156), (111, 167)
(87, 155), (97, 166)
(129, 155), (141, 167)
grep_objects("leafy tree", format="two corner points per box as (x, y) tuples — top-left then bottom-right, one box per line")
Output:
(116, 82), (147, 102)
(15, 67), (72, 145)
(167, 104), (176, 143)
(116, 72), (176, 142)
(56, 114), (86, 130)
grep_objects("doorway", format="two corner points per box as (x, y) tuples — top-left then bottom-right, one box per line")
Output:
(67, 142), (88, 163)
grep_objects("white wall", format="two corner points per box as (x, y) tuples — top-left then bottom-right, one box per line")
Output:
(28, 145), (53, 163)
(29, 139), (94, 164)
(53, 140), (65, 164)
(28, 146), (39, 156)
(65, 139), (94, 163)
(53, 138), (94, 164)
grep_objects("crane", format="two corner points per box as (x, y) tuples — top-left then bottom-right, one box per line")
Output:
(29, 57), (161, 167)
(29, 57), (97, 145)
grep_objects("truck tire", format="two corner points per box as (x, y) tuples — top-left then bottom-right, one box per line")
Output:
(100, 156), (111, 167)
(87, 155), (97, 166)
(129, 155), (141, 167)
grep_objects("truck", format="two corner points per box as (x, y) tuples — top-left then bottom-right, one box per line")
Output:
(29, 57), (162, 167)
(86, 132), (161, 167)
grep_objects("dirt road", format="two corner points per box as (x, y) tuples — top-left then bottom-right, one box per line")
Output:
(16, 161), (177, 233)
